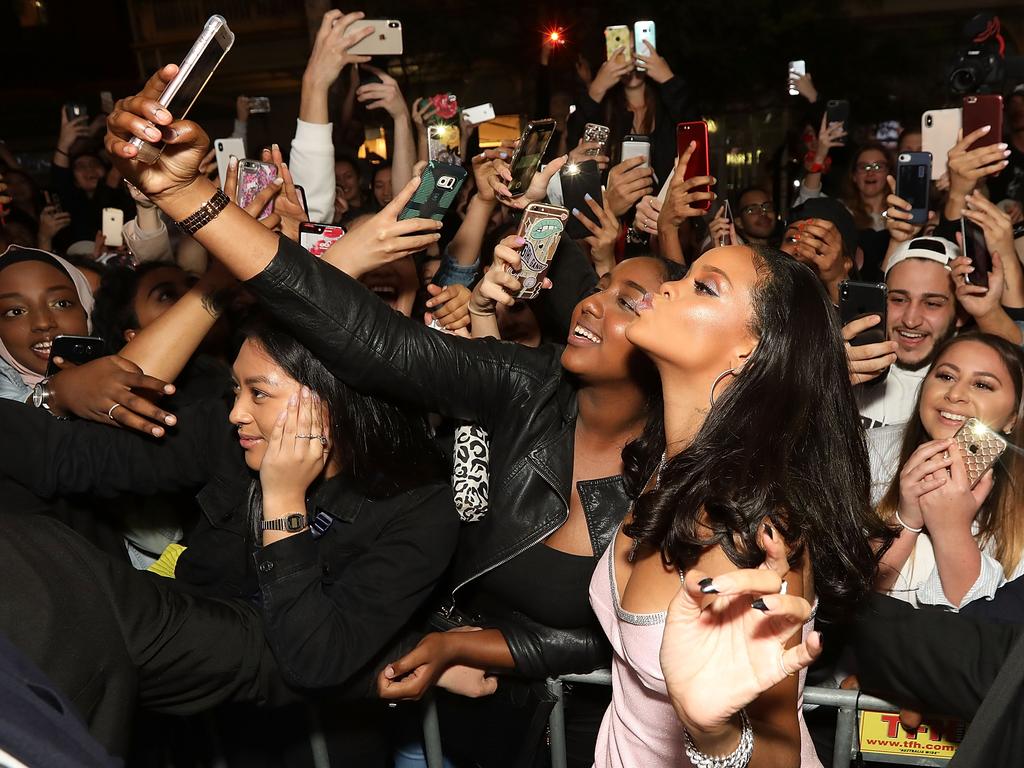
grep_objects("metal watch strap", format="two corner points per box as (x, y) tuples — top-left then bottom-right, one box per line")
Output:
(31, 378), (52, 409)
(174, 188), (230, 236)
(260, 513), (308, 533)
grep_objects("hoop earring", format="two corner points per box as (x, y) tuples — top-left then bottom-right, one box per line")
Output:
(709, 368), (736, 406)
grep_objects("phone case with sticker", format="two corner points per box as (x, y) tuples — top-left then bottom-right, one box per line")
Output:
(952, 418), (1008, 489)
(512, 203), (569, 300)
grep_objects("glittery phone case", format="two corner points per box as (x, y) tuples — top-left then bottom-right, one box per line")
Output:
(511, 203), (569, 300)
(953, 418), (1008, 489)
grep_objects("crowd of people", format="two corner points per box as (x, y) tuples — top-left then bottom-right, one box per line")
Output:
(2, 7), (1024, 768)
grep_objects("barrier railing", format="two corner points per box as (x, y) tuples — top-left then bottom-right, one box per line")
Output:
(420, 677), (956, 768)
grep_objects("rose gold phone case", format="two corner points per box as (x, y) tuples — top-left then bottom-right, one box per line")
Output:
(511, 203), (569, 300)
(953, 418), (1008, 489)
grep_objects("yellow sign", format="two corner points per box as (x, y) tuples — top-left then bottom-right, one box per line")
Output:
(859, 710), (964, 759)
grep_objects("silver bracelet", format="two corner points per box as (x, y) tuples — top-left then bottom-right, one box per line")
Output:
(895, 510), (924, 533)
(684, 709), (753, 768)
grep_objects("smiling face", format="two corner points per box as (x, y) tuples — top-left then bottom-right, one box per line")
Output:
(560, 257), (668, 382)
(229, 339), (304, 471)
(886, 258), (959, 370)
(626, 246), (759, 383)
(0, 260), (88, 374)
(919, 340), (1018, 440)
(852, 148), (889, 199)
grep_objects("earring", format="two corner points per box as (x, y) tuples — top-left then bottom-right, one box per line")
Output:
(710, 368), (736, 406)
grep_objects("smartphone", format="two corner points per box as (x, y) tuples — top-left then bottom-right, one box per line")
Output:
(427, 124), (462, 166)
(248, 96), (270, 115)
(417, 92), (460, 127)
(214, 137), (246, 188)
(63, 102), (88, 122)
(43, 190), (62, 214)
(895, 152), (932, 226)
(347, 20), (403, 56)
(953, 418), (1008, 489)
(621, 134), (651, 168)
(237, 159), (278, 219)
(788, 60), (806, 96)
(512, 203), (569, 300)
(398, 161), (468, 222)
(293, 185), (308, 217)
(583, 123), (610, 157)
(826, 100), (850, 146)
(99, 91), (114, 114)
(604, 25), (631, 63)
(718, 200), (734, 246)
(45, 335), (105, 377)
(508, 119), (556, 197)
(461, 103), (495, 126)
(921, 108), (962, 180)
(299, 223), (345, 257)
(561, 159), (603, 240)
(101, 208), (124, 248)
(633, 21), (656, 68)
(839, 281), (888, 348)
(676, 121), (711, 211)
(129, 15), (234, 164)
(961, 217), (991, 288)
(962, 95), (1003, 151)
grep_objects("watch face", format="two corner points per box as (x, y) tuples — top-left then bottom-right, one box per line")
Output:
(285, 513), (306, 532)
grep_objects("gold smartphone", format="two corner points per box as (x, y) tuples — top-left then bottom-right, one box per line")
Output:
(604, 25), (631, 63)
(510, 203), (569, 300)
(952, 418), (1008, 489)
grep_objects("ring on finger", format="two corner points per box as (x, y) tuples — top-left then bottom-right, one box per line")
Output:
(108, 403), (122, 421)
(778, 648), (795, 678)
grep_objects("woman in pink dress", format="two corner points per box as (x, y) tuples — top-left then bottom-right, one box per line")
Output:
(591, 243), (894, 767)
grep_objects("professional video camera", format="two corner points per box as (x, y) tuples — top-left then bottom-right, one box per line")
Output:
(948, 13), (1024, 95)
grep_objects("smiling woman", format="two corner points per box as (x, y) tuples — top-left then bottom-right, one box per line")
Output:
(875, 332), (1024, 610)
(0, 245), (93, 399)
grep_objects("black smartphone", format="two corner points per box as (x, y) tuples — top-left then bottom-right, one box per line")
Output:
(45, 335), (105, 377)
(63, 102), (88, 122)
(508, 119), (556, 197)
(293, 184), (308, 217)
(826, 99), (850, 145)
(961, 217), (991, 289)
(839, 281), (887, 347)
(43, 190), (63, 213)
(398, 161), (468, 222)
(896, 152), (932, 226)
(560, 159), (603, 240)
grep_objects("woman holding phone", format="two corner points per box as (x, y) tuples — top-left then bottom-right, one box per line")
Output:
(105, 67), (887, 766)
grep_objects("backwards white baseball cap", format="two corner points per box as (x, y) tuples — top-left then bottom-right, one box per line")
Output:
(885, 236), (960, 276)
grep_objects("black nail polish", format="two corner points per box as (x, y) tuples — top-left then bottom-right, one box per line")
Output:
(698, 578), (717, 594)
(751, 598), (769, 612)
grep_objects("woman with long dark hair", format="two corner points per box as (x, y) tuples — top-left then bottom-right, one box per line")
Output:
(875, 332), (1024, 609)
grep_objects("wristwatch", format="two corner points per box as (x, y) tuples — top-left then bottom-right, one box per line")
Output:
(259, 513), (309, 533)
(31, 378), (52, 410)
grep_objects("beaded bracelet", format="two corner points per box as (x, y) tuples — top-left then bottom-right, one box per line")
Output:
(174, 188), (230, 236)
(684, 709), (753, 768)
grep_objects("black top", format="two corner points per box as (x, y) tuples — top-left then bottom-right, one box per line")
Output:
(0, 397), (459, 692)
(48, 165), (135, 252)
(467, 542), (599, 630)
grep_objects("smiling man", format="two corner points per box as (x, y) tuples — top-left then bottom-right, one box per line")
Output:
(857, 237), (961, 428)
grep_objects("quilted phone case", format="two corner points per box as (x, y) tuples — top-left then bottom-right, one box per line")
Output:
(953, 418), (1008, 489)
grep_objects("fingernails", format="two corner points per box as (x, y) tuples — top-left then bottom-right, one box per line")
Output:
(289, 394), (298, 406)
(301, 385), (310, 399)
(982, 125), (992, 133)
(499, 151), (509, 159)
(145, 125), (161, 140)
(514, 236), (526, 245)
(751, 598), (769, 612)
(698, 577), (717, 594)
(277, 410), (288, 423)
(164, 414), (176, 425)
(571, 207), (580, 216)
(998, 143), (1009, 150)
(152, 427), (164, 437)
(163, 384), (175, 394)
(584, 193), (592, 201)
(385, 665), (395, 679)
(228, 155), (237, 166)
(274, 177), (284, 185)
(272, 143), (280, 152)
(153, 107), (170, 121)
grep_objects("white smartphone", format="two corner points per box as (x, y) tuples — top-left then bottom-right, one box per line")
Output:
(347, 20), (403, 55)
(462, 103), (495, 126)
(130, 15), (235, 164)
(102, 208), (124, 248)
(922, 107), (963, 180)
(788, 60), (806, 96)
(633, 21), (656, 70)
(214, 137), (246, 188)
(621, 134), (651, 168)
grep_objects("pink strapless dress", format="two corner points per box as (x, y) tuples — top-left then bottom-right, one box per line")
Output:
(589, 544), (824, 768)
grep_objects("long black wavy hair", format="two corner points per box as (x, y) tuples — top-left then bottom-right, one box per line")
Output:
(623, 245), (894, 616)
(242, 315), (446, 502)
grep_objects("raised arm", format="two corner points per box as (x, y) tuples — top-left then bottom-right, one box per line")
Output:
(356, 66), (415, 191)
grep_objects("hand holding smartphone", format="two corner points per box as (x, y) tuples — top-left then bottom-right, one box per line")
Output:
(398, 161), (467, 222)
(508, 119), (556, 197)
(45, 335), (105, 377)
(788, 60), (806, 96)
(961, 217), (991, 288)
(676, 121), (712, 211)
(895, 152), (932, 226)
(237, 159), (278, 219)
(510, 203), (569, 300)
(826, 100), (850, 146)
(962, 95), (1003, 151)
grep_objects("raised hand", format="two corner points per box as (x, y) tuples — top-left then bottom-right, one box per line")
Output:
(790, 71), (817, 103)
(222, 154), (284, 232)
(919, 443), (993, 535)
(424, 283), (472, 331)
(951, 251), (1006, 320)
(235, 95), (250, 124)
(708, 204), (739, 248)
(47, 354), (178, 437)
(897, 439), (954, 531)
(882, 175), (924, 244)
(489, 153), (569, 210)
(606, 155), (656, 217)
(947, 127), (1011, 202)
(589, 49), (633, 102)
(659, 142), (714, 229)
(634, 42), (673, 84)
(568, 139), (610, 172)
(320, 175), (442, 279)
(470, 235), (527, 315)
(356, 65), (409, 119)
(259, 386), (328, 507)
(634, 194), (662, 236)
(57, 110), (91, 156)
(842, 315), (897, 386)
(304, 10), (372, 91)
(471, 144), (513, 203)
(37, 205), (73, 250)
(573, 193), (621, 275)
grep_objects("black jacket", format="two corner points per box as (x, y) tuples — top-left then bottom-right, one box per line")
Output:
(244, 236), (637, 678)
(0, 512), (291, 757)
(0, 397), (459, 692)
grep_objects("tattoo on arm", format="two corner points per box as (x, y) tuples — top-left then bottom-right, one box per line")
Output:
(201, 288), (233, 318)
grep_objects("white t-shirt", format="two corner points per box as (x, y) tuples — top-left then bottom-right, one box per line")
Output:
(856, 364), (928, 429)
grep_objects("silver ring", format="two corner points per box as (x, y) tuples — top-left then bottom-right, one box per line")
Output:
(107, 403), (121, 421)
(778, 648), (794, 678)
(296, 434), (322, 440)
(881, 210), (889, 219)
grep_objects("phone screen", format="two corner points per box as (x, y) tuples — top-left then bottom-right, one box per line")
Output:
(962, 218), (991, 288)
(896, 158), (930, 223)
(839, 281), (888, 348)
(509, 122), (555, 196)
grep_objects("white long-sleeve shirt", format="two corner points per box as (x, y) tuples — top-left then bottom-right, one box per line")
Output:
(288, 119), (335, 224)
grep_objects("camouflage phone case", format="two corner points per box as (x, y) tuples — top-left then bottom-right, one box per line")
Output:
(398, 161), (467, 222)
(512, 203), (569, 300)
(953, 418), (1008, 489)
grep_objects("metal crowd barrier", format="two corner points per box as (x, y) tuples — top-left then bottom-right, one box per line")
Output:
(420, 678), (954, 768)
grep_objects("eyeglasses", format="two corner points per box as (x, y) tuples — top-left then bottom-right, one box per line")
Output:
(856, 161), (888, 173)
(740, 202), (775, 216)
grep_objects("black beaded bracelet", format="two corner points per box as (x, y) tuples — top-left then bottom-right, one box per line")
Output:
(174, 188), (230, 236)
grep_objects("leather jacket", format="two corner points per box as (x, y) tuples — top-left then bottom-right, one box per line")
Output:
(246, 236), (637, 678)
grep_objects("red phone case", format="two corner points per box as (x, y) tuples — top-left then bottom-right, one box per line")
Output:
(962, 95), (1003, 150)
(676, 122), (711, 211)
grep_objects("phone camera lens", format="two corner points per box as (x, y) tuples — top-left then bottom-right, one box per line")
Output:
(388, 21), (399, 28)
(969, 443), (979, 454)
(217, 143), (223, 150)
(925, 115), (933, 127)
